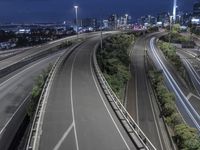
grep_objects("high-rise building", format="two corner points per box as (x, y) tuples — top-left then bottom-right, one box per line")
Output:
(108, 14), (118, 29)
(157, 12), (170, 23)
(81, 18), (97, 28)
(193, 2), (200, 17)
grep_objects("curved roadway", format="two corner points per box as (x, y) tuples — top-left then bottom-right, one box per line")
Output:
(37, 37), (136, 150)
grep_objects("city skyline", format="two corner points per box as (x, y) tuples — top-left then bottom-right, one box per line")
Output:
(0, 0), (198, 23)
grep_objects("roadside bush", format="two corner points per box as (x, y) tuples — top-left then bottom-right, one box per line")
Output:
(27, 64), (52, 117)
(158, 41), (185, 77)
(97, 34), (134, 100)
(174, 124), (200, 150)
(148, 69), (200, 149)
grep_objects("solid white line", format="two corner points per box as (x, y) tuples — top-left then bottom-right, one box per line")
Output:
(145, 42), (164, 150)
(53, 123), (74, 150)
(0, 53), (63, 136)
(145, 77), (164, 150)
(90, 49), (131, 150)
(150, 38), (200, 130)
(0, 95), (29, 135)
(184, 60), (200, 96)
(70, 51), (80, 150)
(135, 69), (139, 125)
(0, 52), (63, 89)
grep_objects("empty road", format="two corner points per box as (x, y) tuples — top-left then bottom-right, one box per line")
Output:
(36, 37), (137, 150)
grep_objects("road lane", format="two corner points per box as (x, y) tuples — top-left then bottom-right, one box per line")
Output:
(0, 52), (63, 150)
(128, 35), (165, 150)
(38, 37), (136, 150)
(149, 37), (200, 131)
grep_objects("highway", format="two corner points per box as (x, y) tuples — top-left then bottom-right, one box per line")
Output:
(177, 49), (200, 114)
(0, 32), (99, 71)
(0, 50), (64, 149)
(32, 37), (137, 150)
(0, 32), (121, 150)
(148, 36), (200, 131)
(127, 34), (168, 150)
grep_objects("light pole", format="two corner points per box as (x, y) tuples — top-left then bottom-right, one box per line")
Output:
(125, 14), (128, 28)
(74, 5), (78, 40)
(169, 15), (173, 43)
(100, 20), (103, 50)
(173, 0), (177, 23)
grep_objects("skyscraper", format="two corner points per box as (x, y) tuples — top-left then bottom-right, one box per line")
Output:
(193, 2), (200, 17)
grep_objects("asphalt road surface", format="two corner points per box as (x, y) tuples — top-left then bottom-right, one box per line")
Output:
(127, 34), (166, 150)
(0, 51), (63, 149)
(0, 32), (100, 70)
(38, 37), (136, 150)
(148, 36), (200, 131)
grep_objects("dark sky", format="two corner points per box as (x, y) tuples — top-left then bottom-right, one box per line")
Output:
(0, 0), (198, 23)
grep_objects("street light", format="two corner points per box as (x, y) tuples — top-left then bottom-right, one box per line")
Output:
(74, 5), (78, 39)
(125, 14), (128, 27)
(173, 0), (177, 23)
(169, 15), (173, 43)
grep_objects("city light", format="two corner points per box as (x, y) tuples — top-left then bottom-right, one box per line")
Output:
(173, 0), (177, 22)
(74, 5), (78, 39)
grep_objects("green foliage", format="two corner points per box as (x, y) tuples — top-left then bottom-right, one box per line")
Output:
(148, 70), (200, 149)
(158, 41), (185, 73)
(166, 113), (183, 129)
(97, 34), (134, 99)
(58, 41), (72, 49)
(160, 32), (192, 44)
(172, 24), (181, 33)
(27, 64), (52, 117)
(174, 124), (200, 150)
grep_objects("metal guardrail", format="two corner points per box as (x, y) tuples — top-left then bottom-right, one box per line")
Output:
(26, 57), (60, 150)
(26, 43), (81, 150)
(92, 44), (156, 150)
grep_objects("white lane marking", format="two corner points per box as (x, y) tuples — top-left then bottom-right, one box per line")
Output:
(145, 77), (164, 150)
(90, 48), (131, 150)
(53, 123), (74, 150)
(70, 51), (80, 150)
(150, 38), (200, 130)
(0, 53), (63, 136)
(0, 95), (29, 135)
(135, 69), (139, 125)
(180, 55), (200, 96)
(129, 41), (139, 125)
(0, 52), (63, 89)
(187, 93), (200, 101)
(145, 42), (164, 150)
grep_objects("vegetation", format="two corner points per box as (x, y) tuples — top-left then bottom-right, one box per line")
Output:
(97, 34), (134, 100)
(162, 24), (195, 48)
(158, 41), (186, 79)
(148, 70), (200, 150)
(57, 41), (73, 49)
(160, 32), (192, 45)
(27, 64), (52, 117)
(147, 26), (159, 33)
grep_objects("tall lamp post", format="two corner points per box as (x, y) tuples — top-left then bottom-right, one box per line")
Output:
(74, 5), (78, 40)
(173, 0), (177, 23)
(169, 15), (173, 44)
(125, 14), (128, 28)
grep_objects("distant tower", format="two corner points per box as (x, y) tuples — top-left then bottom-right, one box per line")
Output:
(173, 0), (177, 22)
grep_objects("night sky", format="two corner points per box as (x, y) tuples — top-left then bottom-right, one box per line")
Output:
(0, 0), (198, 23)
